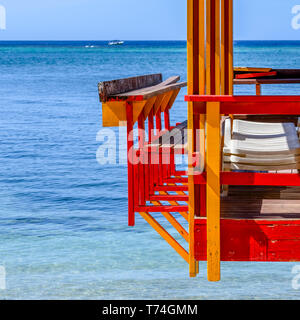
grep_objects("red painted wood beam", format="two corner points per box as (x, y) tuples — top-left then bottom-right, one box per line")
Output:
(186, 95), (300, 102)
(107, 96), (144, 102)
(150, 195), (188, 202)
(154, 186), (189, 192)
(191, 101), (300, 115)
(192, 172), (300, 187)
(174, 171), (189, 176)
(186, 95), (300, 115)
(126, 102), (135, 226)
(165, 178), (189, 184)
(222, 172), (300, 186)
(136, 205), (189, 213)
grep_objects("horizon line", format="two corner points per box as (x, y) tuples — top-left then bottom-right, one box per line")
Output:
(0, 39), (300, 42)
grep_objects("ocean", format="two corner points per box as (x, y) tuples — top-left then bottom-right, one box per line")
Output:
(0, 40), (300, 299)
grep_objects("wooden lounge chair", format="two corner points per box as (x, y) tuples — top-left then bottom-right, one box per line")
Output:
(223, 118), (300, 172)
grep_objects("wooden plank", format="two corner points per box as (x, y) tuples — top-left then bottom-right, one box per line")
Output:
(234, 67), (273, 73)
(102, 101), (126, 127)
(137, 204), (189, 212)
(234, 78), (300, 85)
(126, 102), (135, 226)
(110, 81), (187, 101)
(132, 101), (147, 124)
(150, 195), (189, 202)
(186, 95), (300, 102)
(154, 185), (188, 192)
(168, 89), (181, 111)
(153, 94), (165, 115)
(160, 91), (174, 112)
(101, 100), (146, 127)
(214, 0), (221, 95)
(192, 99), (300, 117)
(222, 185), (300, 218)
(206, 101), (221, 281)
(235, 71), (277, 79)
(195, 218), (300, 262)
(221, 102), (300, 115)
(99, 74), (162, 102)
(143, 96), (157, 119)
(221, 172), (300, 187)
(138, 114), (146, 206)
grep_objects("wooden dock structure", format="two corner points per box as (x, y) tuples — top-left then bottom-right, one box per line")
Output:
(99, 0), (300, 281)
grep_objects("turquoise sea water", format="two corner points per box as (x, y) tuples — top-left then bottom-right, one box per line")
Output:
(1, 41), (300, 300)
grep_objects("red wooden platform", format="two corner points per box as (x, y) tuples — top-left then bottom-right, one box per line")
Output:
(195, 186), (300, 261)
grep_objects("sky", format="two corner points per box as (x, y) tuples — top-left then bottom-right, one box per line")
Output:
(0, 0), (299, 40)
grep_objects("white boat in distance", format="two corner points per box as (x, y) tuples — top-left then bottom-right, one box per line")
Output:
(108, 40), (124, 46)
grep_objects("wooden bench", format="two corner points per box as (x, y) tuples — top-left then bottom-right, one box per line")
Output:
(98, 73), (187, 127)
(147, 120), (188, 153)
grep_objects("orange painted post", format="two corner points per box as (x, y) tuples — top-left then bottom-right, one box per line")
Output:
(206, 101), (221, 281)
(187, 0), (197, 277)
(215, 0), (221, 95)
(205, 0), (222, 281)
(256, 84), (261, 96)
(187, 0), (233, 279)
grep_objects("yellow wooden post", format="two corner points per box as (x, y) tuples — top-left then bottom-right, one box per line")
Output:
(256, 84), (261, 96)
(206, 101), (221, 281)
(206, 0), (212, 95)
(205, 0), (221, 281)
(187, 0), (233, 280)
(215, 0), (221, 95)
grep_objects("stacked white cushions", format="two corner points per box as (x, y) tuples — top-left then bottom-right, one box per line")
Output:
(223, 118), (300, 171)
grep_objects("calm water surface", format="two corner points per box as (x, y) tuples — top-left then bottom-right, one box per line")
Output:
(0, 41), (300, 299)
